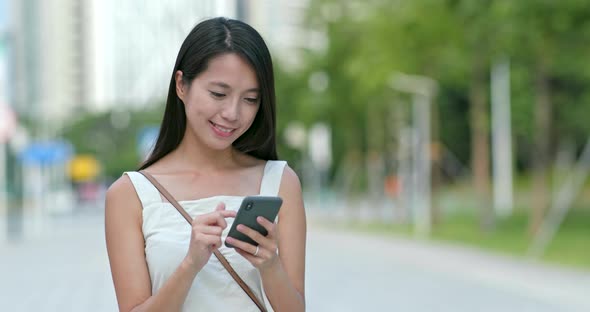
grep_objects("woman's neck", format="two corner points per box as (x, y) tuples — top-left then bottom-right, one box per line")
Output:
(165, 133), (239, 173)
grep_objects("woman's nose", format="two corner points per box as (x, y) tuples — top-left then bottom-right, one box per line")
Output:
(220, 98), (239, 121)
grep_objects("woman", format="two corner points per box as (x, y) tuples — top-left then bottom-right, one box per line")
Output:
(105, 17), (306, 312)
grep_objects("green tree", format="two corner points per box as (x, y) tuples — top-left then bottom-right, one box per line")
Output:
(506, 0), (590, 234)
(61, 104), (163, 181)
(279, 0), (590, 233)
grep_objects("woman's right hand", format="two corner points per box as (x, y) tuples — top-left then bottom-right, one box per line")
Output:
(184, 202), (237, 270)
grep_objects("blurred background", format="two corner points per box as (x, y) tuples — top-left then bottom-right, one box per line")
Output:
(1, 0), (589, 311)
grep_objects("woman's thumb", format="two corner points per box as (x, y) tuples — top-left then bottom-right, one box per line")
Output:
(215, 202), (226, 211)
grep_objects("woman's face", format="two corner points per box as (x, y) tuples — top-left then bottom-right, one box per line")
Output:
(176, 52), (260, 151)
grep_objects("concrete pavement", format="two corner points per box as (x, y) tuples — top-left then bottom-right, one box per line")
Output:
(0, 213), (117, 311)
(1, 212), (589, 311)
(305, 223), (590, 312)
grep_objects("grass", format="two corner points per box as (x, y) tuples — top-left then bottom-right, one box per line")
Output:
(542, 210), (590, 268)
(315, 175), (590, 270)
(335, 208), (590, 270)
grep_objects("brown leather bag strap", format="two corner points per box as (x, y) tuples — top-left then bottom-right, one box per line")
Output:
(138, 171), (267, 312)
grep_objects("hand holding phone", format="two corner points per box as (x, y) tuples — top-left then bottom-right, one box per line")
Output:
(225, 196), (282, 248)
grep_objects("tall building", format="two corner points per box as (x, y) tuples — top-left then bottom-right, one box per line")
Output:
(9, 0), (313, 129)
(0, 0), (9, 106)
(11, 0), (88, 135)
(107, 0), (237, 109)
(240, 0), (310, 70)
(10, 0), (238, 133)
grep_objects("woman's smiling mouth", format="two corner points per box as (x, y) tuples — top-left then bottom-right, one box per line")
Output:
(209, 121), (236, 137)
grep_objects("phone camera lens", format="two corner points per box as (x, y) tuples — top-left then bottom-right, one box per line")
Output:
(245, 202), (253, 211)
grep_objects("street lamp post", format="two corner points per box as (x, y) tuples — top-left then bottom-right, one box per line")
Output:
(0, 104), (17, 230)
(390, 72), (438, 237)
(491, 58), (514, 216)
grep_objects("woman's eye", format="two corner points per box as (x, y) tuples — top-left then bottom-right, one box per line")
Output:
(245, 98), (258, 104)
(209, 91), (225, 98)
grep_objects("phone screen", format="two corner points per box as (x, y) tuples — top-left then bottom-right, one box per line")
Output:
(225, 196), (282, 248)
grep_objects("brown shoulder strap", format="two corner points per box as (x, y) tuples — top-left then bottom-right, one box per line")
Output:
(138, 171), (267, 312)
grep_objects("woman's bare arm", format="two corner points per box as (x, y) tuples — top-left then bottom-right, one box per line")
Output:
(105, 175), (202, 312)
(259, 166), (307, 311)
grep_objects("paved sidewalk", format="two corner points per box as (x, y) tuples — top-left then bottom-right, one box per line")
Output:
(1, 213), (589, 311)
(0, 214), (117, 311)
(305, 223), (590, 312)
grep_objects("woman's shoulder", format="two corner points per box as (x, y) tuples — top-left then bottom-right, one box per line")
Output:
(276, 163), (304, 219)
(279, 163), (301, 193)
(105, 173), (142, 214)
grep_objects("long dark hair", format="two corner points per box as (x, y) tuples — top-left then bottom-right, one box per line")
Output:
(139, 17), (278, 170)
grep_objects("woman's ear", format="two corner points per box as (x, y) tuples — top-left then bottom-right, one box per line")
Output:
(175, 70), (186, 102)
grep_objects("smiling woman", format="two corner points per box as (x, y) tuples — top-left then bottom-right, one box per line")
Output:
(104, 17), (306, 312)
(177, 53), (261, 146)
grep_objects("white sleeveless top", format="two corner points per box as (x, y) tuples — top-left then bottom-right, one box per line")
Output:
(125, 160), (287, 312)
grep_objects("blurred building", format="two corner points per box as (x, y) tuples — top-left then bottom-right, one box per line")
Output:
(239, 0), (310, 70)
(108, 0), (238, 109)
(8, 0), (310, 133)
(11, 0), (89, 135)
(9, 0), (237, 131)
(0, 0), (9, 105)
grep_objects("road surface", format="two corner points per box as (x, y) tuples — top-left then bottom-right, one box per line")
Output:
(1, 213), (589, 311)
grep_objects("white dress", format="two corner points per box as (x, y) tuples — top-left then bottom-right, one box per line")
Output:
(125, 160), (286, 312)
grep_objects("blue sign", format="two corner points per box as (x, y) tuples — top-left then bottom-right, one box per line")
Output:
(19, 139), (73, 166)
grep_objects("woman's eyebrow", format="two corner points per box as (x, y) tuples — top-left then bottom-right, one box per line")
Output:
(209, 81), (231, 89)
(209, 81), (259, 93)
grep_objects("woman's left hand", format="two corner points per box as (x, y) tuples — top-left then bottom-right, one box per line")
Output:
(226, 216), (279, 271)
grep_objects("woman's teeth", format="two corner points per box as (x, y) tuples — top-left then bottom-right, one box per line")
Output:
(213, 122), (233, 133)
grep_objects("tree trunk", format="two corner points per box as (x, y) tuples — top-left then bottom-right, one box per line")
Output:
(529, 62), (552, 236)
(469, 57), (494, 231)
(430, 95), (441, 226)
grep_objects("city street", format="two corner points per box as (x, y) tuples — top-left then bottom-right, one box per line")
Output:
(1, 211), (589, 311)
(306, 222), (590, 312)
(4, 1), (590, 311)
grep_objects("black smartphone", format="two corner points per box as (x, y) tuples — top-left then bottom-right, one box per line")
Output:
(225, 196), (282, 248)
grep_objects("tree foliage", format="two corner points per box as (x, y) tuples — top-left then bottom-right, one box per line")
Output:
(273, 0), (590, 215)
